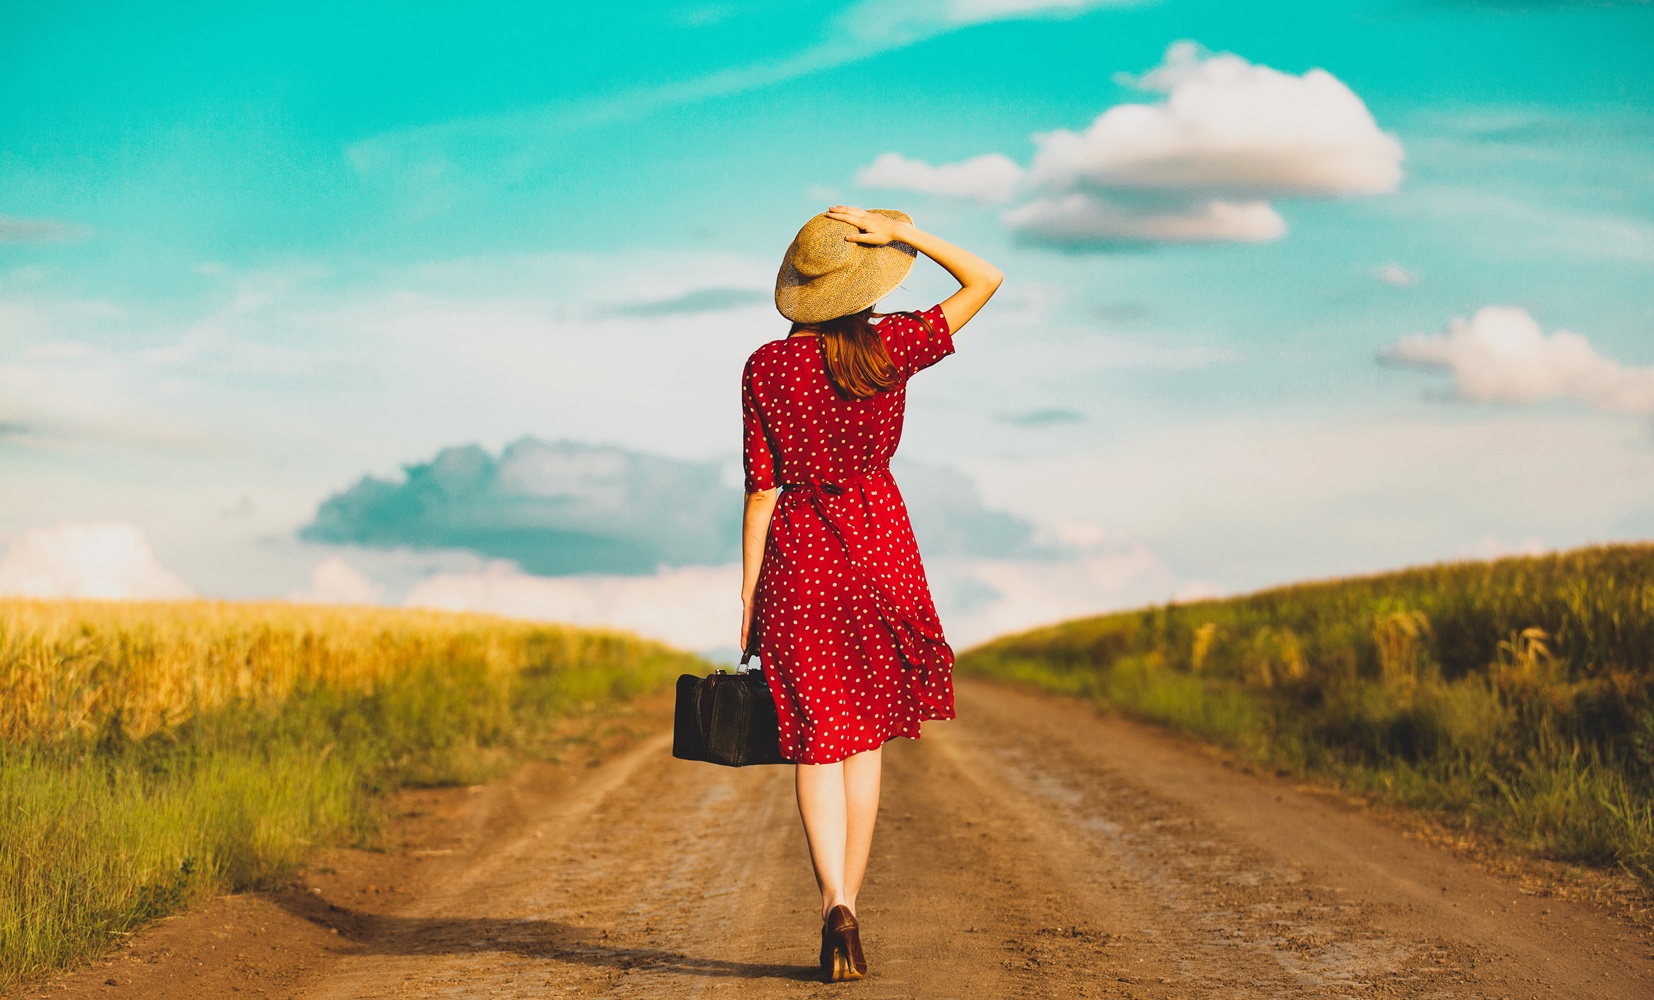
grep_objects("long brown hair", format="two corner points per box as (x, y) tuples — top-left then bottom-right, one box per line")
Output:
(792, 307), (900, 400)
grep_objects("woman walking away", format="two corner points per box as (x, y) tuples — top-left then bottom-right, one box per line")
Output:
(739, 206), (1002, 982)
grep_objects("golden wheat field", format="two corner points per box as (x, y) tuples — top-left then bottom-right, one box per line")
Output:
(0, 597), (703, 989)
(0, 598), (684, 741)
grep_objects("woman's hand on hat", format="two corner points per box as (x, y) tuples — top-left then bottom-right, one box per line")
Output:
(825, 205), (910, 247)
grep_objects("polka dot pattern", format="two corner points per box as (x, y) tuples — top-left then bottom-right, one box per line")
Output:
(741, 303), (957, 765)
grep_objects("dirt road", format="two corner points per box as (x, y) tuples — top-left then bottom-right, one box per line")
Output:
(38, 680), (1654, 999)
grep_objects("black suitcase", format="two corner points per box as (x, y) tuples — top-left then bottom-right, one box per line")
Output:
(673, 653), (790, 767)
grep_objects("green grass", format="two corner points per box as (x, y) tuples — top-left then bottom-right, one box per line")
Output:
(958, 543), (1654, 891)
(0, 601), (703, 991)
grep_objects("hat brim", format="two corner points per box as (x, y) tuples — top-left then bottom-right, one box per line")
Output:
(775, 209), (917, 325)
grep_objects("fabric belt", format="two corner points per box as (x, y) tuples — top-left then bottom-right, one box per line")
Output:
(778, 464), (889, 498)
(775, 465), (949, 673)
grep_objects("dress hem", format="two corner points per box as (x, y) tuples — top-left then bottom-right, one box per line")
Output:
(780, 707), (957, 766)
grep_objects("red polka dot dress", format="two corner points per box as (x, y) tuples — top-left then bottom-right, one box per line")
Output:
(742, 303), (957, 765)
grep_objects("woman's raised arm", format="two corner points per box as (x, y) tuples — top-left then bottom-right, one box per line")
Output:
(824, 205), (1004, 335)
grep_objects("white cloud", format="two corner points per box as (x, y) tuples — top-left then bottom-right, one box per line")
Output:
(855, 152), (1025, 204)
(1374, 263), (1418, 287)
(1380, 306), (1654, 414)
(1029, 41), (1403, 197)
(289, 556), (384, 604)
(399, 536), (1186, 654)
(1002, 194), (1285, 243)
(405, 561), (740, 652)
(933, 538), (1179, 648)
(966, 409), (1654, 600)
(865, 41), (1399, 247)
(0, 523), (193, 599)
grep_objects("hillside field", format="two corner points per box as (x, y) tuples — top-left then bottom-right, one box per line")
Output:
(958, 543), (1654, 895)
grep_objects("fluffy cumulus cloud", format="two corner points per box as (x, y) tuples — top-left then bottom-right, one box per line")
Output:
(858, 41), (1400, 246)
(289, 556), (385, 604)
(853, 152), (1025, 205)
(336, 442), (1136, 653)
(304, 440), (1061, 580)
(1027, 41), (1403, 197)
(0, 523), (193, 599)
(1380, 306), (1654, 413)
(301, 438), (741, 575)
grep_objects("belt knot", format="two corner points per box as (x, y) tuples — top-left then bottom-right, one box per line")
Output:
(779, 465), (888, 496)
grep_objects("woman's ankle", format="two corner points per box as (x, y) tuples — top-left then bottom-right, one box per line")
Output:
(821, 896), (854, 919)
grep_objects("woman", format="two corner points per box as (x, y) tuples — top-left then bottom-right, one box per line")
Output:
(739, 205), (1002, 982)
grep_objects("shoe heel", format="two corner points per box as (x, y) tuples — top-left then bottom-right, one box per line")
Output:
(823, 905), (866, 982)
(830, 940), (854, 981)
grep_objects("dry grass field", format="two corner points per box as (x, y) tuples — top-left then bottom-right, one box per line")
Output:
(959, 543), (1654, 896)
(0, 599), (703, 990)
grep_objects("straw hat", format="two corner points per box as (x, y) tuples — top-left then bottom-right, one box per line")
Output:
(774, 209), (917, 324)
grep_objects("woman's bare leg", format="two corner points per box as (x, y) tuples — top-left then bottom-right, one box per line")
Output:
(842, 747), (883, 914)
(796, 761), (848, 917)
(797, 747), (884, 919)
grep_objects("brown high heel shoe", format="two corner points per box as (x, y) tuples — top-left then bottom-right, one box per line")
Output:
(822, 904), (867, 982)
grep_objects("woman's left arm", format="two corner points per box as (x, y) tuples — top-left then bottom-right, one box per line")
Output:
(740, 488), (780, 652)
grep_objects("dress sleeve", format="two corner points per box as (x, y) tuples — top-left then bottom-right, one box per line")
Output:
(877, 302), (955, 379)
(742, 356), (779, 493)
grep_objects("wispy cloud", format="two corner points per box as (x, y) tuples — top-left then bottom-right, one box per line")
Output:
(1374, 262), (1419, 286)
(345, 0), (1134, 201)
(602, 286), (770, 317)
(996, 407), (1085, 427)
(1388, 187), (1654, 263)
(0, 215), (93, 244)
(1003, 194), (1285, 245)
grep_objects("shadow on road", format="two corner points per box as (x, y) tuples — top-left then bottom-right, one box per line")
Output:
(273, 891), (817, 982)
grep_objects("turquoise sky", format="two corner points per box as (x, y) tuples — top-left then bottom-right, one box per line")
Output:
(3, 1), (1652, 652)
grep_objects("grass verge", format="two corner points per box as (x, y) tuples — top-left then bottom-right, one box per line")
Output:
(0, 599), (703, 990)
(958, 544), (1654, 896)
